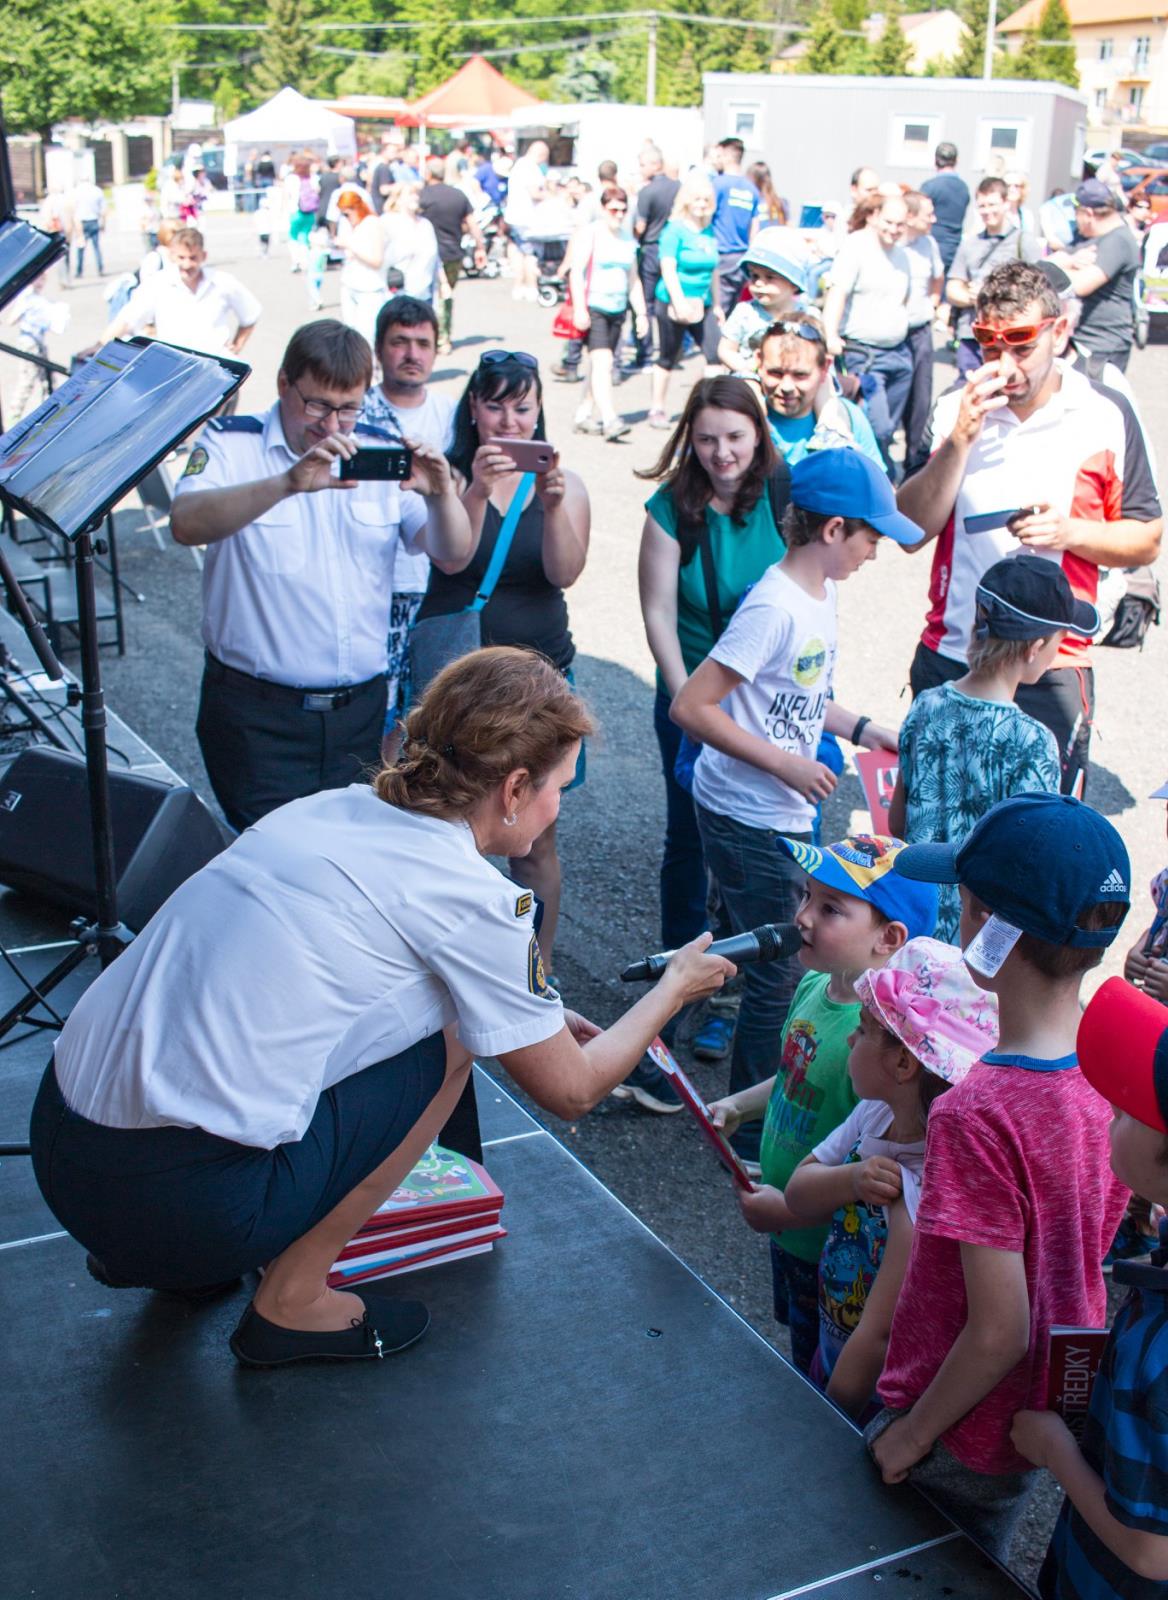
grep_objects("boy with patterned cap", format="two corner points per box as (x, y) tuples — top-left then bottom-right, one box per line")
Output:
(709, 835), (936, 1375)
(868, 793), (1132, 1565)
(1012, 977), (1168, 1595)
(785, 937), (998, 1417)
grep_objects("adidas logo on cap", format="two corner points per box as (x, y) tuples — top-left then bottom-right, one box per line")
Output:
(1099, 868), (1128, 895)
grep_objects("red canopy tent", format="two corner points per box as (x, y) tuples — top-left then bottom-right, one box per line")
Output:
(396, 55), (542, 129)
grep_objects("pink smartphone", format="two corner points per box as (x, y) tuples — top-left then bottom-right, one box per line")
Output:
(488, 437), (555, 473)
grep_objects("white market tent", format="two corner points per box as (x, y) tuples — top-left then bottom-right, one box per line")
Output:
(224, 87), (357, 167)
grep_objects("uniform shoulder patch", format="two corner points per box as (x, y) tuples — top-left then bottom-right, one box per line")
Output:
(181, 445), (210, 479)
(208, 415), (264, 433)
(527, 933), (556, 999)
(514, 891), (533, 919)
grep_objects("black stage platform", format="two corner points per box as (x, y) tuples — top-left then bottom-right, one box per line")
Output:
(0, 655), (1028, 1599)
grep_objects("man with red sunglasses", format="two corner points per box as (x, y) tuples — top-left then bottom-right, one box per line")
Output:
(897, 259), (1161, 798)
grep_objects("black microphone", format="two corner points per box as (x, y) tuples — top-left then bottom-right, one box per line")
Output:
(620, 923), (804, 983)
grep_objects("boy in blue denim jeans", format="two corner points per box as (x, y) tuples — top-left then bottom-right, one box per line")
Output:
(673, 448), (922, 1163)
(710, 836), (936, 1373)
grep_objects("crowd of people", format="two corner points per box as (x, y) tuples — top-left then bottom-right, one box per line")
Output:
(15, 127), (1168, 1599)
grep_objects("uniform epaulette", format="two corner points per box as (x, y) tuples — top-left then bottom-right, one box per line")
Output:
(208, 415), (264, 433)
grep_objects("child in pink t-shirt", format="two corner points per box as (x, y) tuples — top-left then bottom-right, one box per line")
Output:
(864, 792), (1132, 1566)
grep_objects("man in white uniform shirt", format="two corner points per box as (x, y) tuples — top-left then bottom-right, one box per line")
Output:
(171, 319), (474, 831)
(360, 294), (456, 752)
(104, 227), (261, 360)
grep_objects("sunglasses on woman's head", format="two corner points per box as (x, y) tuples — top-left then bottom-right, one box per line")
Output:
(970, 316), (1058, 350)
(480, 349), (539, 371)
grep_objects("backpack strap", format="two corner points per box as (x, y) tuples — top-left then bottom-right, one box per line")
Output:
(767, 454), (792, 531)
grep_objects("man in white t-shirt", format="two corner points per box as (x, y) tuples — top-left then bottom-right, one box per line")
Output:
(360, 294), (457, 751)
(822, 193), (913, 477)
(105, 226), (261, 360)
(503, 140), (549, 301)
(671, 450), (922, 1160)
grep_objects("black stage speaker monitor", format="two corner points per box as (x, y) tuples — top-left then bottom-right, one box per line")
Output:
(0, 747), (227, 932)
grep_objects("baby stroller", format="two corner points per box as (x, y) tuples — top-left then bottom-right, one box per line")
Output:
(1136, 221), (1168, 348)
(534, 236), (569, 309)
(461, 200), (504, 278)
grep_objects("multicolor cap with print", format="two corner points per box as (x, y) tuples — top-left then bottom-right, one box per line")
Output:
(776, 834), (937, 940)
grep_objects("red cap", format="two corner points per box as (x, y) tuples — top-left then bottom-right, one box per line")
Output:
(1077, 977), (1168, 1134)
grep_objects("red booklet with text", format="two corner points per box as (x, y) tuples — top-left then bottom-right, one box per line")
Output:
(854, 749), (899, 830)
(646, 1037), (756, 1193)
(1047, 1326), (1109, 1440)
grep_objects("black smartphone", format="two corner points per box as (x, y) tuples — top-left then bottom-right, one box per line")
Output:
(964, 506), (1040, 535)
(340, 446), (413, 481)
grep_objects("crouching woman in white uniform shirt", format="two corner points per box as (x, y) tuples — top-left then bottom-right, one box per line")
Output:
(30, 649), (732, 1369)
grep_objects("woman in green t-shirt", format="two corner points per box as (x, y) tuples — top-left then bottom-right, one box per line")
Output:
(649, 174), (724, 429)
(617, 377), (786, 1110)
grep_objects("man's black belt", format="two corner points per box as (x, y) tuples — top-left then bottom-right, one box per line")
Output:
(204, 652), (383, 712)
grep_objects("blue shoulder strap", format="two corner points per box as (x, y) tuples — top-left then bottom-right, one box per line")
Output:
(469, 473), (536, 613)
(208, 415), (264, 433)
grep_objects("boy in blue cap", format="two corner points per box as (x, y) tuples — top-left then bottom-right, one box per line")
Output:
(867, 793), (1132, 1565)
(1013, 976), (1168, 1594)
(717, 226), (807, 373)
(710, 835), (936, 1374)
(672, 450), (923, 1166)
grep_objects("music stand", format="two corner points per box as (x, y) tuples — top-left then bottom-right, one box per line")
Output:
(0, 336), (248, 1040)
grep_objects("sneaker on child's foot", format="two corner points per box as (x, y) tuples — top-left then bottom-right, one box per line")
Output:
(610, 1058), (683, 1114)
(692, 1013), (735, 1061)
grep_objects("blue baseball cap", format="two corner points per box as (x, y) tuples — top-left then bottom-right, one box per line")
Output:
(777, 834), (938, 938)
(893, 793), (1130, 948)
(743, 226), (807, 293)
(790, 449), (924, 546)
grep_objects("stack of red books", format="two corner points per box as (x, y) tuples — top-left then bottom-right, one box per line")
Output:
(327, 1144), (506, 1289)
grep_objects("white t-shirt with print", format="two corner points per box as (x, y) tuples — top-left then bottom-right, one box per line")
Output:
(691, 562), (837, 833)
(812, 1099), (926, 1222)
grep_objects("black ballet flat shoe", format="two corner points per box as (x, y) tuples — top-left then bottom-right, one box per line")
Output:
(86, 1253), (242, 1304)
(229, 1296), (430, 1368)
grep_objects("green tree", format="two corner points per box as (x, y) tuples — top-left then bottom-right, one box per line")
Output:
(871, 0), (914, 73)
(555, 47), (618, 102)
(250, 0), (319, 98)
(3, 0), (174, 139)
(333, 53), (415, 99)
(950, 0), (988, 74)
(799, 4), (850, 71)
(1003, 0), (1078, 84)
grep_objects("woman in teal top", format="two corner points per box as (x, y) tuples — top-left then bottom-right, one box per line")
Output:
(570, 184), (650, 442)
(625, 377), (787, 1107)
(649, 174), (723, 429)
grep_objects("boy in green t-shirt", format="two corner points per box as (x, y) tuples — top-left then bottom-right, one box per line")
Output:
(710, 835), (937, 1373)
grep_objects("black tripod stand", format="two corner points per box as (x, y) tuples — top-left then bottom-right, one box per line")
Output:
(0, 519), (134, 1038)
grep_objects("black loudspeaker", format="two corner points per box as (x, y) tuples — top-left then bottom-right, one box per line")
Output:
(0, 747), (227, 932)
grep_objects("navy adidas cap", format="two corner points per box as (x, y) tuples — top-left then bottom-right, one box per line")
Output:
(893, 792), (1130, 948)
(790, 449), (924, 547)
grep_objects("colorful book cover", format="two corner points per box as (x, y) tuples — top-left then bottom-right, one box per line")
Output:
(355, 1144), (504, 1233)
(1047, 1326), (1109, 1440)
(854, 749), (899, 830)
(646, 1037), (755, 1193)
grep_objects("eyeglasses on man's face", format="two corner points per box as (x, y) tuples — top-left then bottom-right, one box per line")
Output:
(289, 378), (362, 424)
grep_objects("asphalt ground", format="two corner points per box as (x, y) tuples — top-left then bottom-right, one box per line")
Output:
(6, 210), (1168, 1588)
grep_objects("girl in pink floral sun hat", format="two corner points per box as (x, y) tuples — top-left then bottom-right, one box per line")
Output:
(784, 937), (998, 1418)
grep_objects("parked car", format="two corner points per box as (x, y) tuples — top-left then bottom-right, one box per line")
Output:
(1140, 142), (1168, 165)
(1084, 146), (1147, 175)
